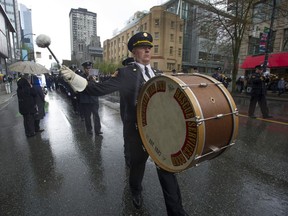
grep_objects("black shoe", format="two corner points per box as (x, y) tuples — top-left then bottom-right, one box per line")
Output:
(95, 131), (103, 136)
(263, 115), (273, 119)
(249, 115), (257, 118)
(36, 129), (44, 132)
(26, 133), (36, 137)
(132, 194), (143, 209)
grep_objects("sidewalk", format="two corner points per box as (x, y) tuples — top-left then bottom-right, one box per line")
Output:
(0, 82), (17, 109)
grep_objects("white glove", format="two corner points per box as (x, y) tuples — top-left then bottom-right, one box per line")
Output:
(60, 65), (75, 82)
(60, 65), (88, 92)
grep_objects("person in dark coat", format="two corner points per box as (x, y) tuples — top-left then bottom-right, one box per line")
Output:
(79, 61), (102, 135)
(60, 32), (189, 216)
(212, 67), (223, 81)
(32, 75), (45, 132)
(17, 75), (38, 137)
(120, 57), (135, 168)
(248, 65), (272, 119)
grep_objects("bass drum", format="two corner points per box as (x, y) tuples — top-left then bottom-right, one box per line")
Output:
(136, 73), (239, 173)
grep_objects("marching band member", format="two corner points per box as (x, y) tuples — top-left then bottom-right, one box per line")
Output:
(248, 65), (272, 119)
(60, 32), (189, 216)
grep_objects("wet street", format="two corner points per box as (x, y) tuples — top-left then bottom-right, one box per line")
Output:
(0, 90), (288, 216)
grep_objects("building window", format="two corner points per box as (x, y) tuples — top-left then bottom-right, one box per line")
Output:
(178, 48), (182, 57)
(144, 23), (147, 31)
(36, 52), (41, 58)
(171, 21), (175, 29)
(283, 28), (288, 51)
(155, 32), (160, 39)
(179, 24), (183, 32)
(179, 36), (182, 44)
(167, 63), (175, 71)
(154, 45), (159, 54)
(169, 46), (173, 56)
(253, 2), (272, 24)
(139, 25), (143, 31)
(155, 19), (160, 27)
(248, 36), (260, 55)
(170, 34), (174, 42)
(153, 62), (158, 69)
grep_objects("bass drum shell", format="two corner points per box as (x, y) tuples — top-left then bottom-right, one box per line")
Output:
(136, 74), (239, 173)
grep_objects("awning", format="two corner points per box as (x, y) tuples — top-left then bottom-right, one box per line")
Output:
(241, 52), (288, 69)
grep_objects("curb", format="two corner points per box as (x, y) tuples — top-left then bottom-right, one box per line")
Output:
(232, 93), (288, 102)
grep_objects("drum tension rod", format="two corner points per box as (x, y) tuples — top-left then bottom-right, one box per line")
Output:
(195, 143), (236, 160)
(195, 111), (238, 123)
(180, 84), (188, 89)
(199, 83), (208, 87)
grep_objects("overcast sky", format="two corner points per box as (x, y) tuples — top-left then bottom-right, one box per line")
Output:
(18, 0), (167, 64)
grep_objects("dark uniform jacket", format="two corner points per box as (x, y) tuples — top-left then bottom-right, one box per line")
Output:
(17, 78), (37, 115)
(79, 73), (99, 104)
(250, 72), (268, 96)
(84, 63), (161, 124)
(32, 76), (46, 120)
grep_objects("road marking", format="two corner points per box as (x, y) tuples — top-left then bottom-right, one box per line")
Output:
(239, 114), (288, 126)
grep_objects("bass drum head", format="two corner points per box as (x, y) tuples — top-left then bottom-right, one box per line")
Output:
(137, 75), (204, 173)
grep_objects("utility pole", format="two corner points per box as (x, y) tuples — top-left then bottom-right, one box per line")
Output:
(262, 0), (276, 73)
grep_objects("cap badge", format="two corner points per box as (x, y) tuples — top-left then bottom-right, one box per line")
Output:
(143, 32), (148, 37)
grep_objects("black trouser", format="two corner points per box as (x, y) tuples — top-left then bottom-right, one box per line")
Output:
(123, 124), (131, 166)
(278, 88), (285, 95)
(34, 119), (40, 131)
(125, 122), (187, 216)
(23, 114), (35, 136)
(248, 94), (269, 117)
(81, 103), (101, 133)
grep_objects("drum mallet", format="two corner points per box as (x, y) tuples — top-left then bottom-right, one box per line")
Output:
(35, 34), (60, 65)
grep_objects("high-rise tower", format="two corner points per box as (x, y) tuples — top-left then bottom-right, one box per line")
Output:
(69, 8), (99, 64)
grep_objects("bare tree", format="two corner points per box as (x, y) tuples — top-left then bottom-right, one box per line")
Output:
(193, 0), (288, 91)
(195, 0), (255, 91)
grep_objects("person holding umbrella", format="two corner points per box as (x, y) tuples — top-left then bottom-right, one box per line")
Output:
(17, 74), (38, 137)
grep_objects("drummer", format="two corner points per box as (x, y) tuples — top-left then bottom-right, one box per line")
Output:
(60, 31), (189, 215)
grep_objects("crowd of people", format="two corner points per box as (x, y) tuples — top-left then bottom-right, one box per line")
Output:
(236, 72), (287, 96)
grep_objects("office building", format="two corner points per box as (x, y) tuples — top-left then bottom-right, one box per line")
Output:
(19, 3), (34, 61)
(103, 6), (184, 73)
(103, 0), (230, 74)
(0, 0), (21, 62)
(0, 4), (16, 75)
(69, 8), (103, 66)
